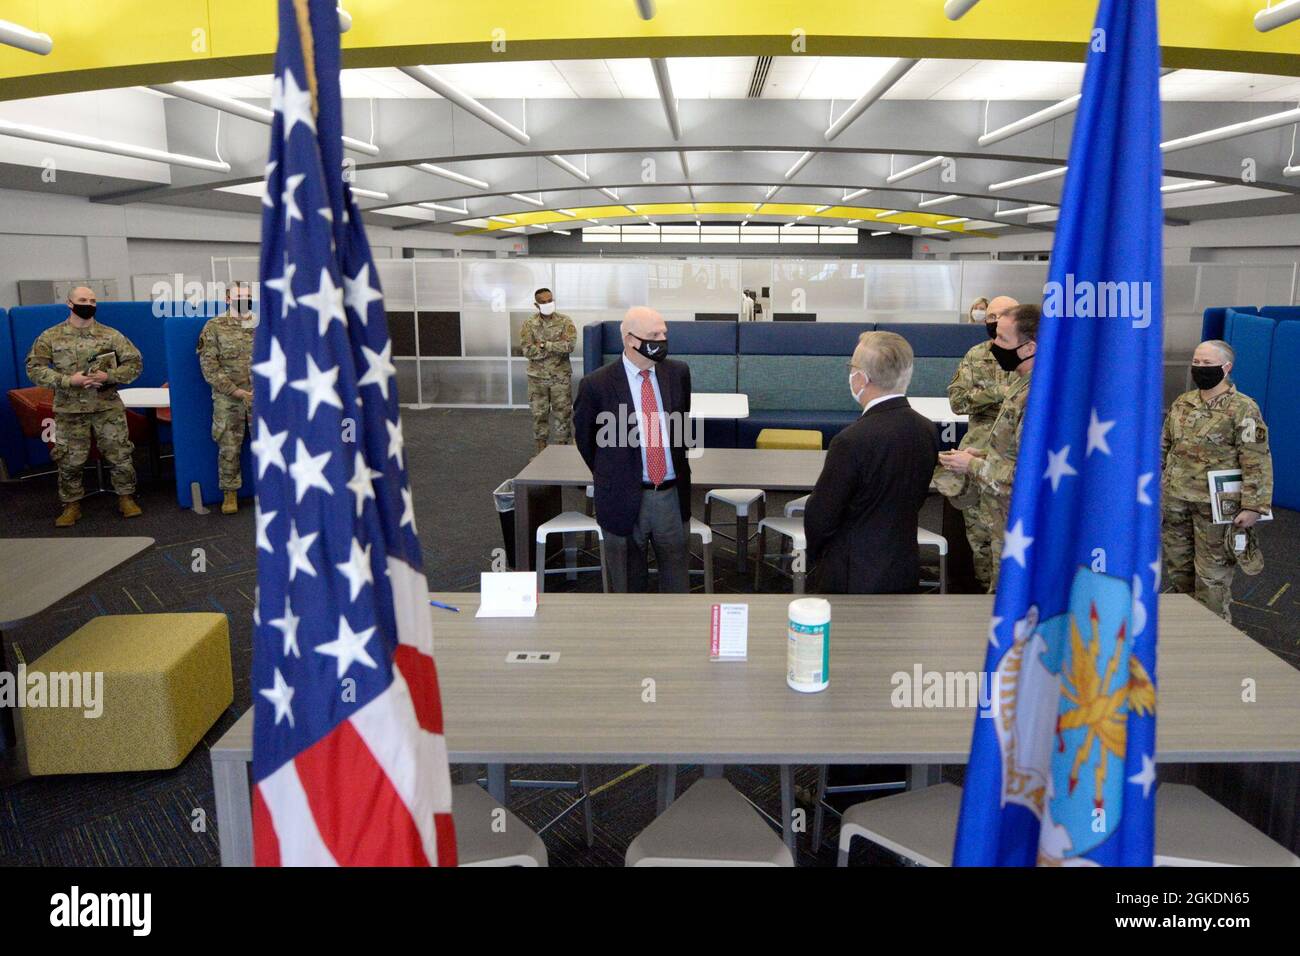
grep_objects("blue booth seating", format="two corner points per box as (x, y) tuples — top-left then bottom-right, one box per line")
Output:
(0, 302), (189, 474)
(165, 315), (256, 509)
(582, 320), (987, 448)
(1199, 306), (1260, 343)
(1223, 308), (1276, 409)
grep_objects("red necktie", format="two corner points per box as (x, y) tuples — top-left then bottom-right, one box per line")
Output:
(640, 369), (667, 486)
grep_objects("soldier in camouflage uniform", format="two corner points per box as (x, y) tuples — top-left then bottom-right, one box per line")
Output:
(1161, 339), (1272, 623)
(520, 287), (577, 454)
(938, 303), (1039, 592)
(25, 286), (144, 526)
(939, 295), (1017, 589)
(199, 283), (256, 514)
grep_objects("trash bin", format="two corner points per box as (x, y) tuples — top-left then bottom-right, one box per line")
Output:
(493, 479), (517, 569)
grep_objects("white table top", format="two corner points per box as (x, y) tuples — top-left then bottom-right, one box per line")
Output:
(908, 397), (966, 424)
(117, 387), (171, 409)
(689, 392), (749, 419)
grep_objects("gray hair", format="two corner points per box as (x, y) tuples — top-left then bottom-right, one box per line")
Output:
(854, 330), (914, 394)
(1201, 339), (1235, 365)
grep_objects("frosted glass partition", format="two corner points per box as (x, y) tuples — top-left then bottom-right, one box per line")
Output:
(554, 260), (649, 310)
(203, 254), (1297, 409)
(863, 261), (962, 315)
(958, 261), (1050, 309)
(648, 259), (742, 312)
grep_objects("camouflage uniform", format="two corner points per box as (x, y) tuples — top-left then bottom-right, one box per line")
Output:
(198, 312), (254, 490)
(967, 372), (1032, 592)
(25, 320), (142, 502)
(1160, 385), (1272, 623)
(943, 340), (1012, 589)
(520, 310), (577, 447)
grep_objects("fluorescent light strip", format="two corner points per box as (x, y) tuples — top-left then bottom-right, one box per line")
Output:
(420, 202), (471, 215)
(553, 228), (572, 235)
(988, 166), (1069, 191)
(1161, 106), (1300, 154)
(509, 193), (544, 207)
(337, 6), (352, 32)
(870, 230), (889, 236)
(875, 209), (900, 218)
(0, 118), (230, 172)
(814, 205), (831, 213)
(842, 187), (872, 202)
(978, 95), (1081, 147)
(350, 187), (389, 200)
(556, 208), (579, 217)
(936, 217), (970, 226)
(415, 163), (489, 189)
(0, 19), (52, 55)
(1285, 165), (1300, 178)
(847, 219), (863, 225)
(918, 194), (961, 208)
(1256, 0), (1300, 31)
(488, 215), (516, 224)
(994, 204), (1054, 217)
(546, 154), (591, 182)
(885, 155), (946, 184)
(944, 0), (982, 19)
(1160, 180), (1220, 194)
(825, 58), (919, 141)
(599, 187), (620, 201)
(785, 150), (815, 179)
(898, 225), (919, 232)
(397, 66), (530, 145)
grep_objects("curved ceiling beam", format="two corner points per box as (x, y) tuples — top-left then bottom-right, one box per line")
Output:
(3, 1), (1300, 101)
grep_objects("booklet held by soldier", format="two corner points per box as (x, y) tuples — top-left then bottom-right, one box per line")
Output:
(1207, 468), (1274, 525)
(87, 351), (118, 375)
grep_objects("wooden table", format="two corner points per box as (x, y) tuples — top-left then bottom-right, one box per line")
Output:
(511, 445), (826, 571)
(210, 592), (1300, 865)
(0, 536), (154, 771)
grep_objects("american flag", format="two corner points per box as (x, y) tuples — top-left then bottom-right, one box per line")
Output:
(249, 0), (456, 866)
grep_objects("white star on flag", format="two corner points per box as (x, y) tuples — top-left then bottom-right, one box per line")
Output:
(316, 616), (378, 679)
(260, 668), (296, 728)
(335, 538), (375, 602)
(400, 485), (417, 531)
(1137, 472), (1154, 505)
(281, 173), (306, 225)
(358, 340), (396, 400)
(1149, 554), (1162, 590)
(251, 417), (288, 478)
(988, 615), (1003, 648)
(262, 161), (277, 208)
(264, 260), (297, 318)
(1042, 445), (1078, 492)
(277, 69), (316, 140)
(298, 267), (347, 337)
(346, 450), (380, 517)
(1127, 753), (1157, 798)
(288, 438), (333, 503)
(1086, 408), (1116, 457)
(255, 504), (277, 554)
(1002, 520), (1034, 568)
(386, 418), (405, 469)
(252, 337), (288, 400)
(289, 354), (343, 421)
(344, 263), (384, 322)
(269, 596), (302, 658)
(285, 521), (318, 581)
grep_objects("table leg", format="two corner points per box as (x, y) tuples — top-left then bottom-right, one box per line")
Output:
(145, 408), (162, 482)
(213, 757), (253, 867)
(908, 764), (941, 790)
(656, 764), (677, 814)
(780, 764), (795, 853)
(514, 485), (531, 572)
(487, 763), (508, 804)
(0, 628), (14, 758)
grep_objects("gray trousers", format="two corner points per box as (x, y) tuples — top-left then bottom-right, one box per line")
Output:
(604, 487), (690, 593)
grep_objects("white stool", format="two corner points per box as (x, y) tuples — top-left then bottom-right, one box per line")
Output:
(703, 489), (766, 574)
(453, 783), (548, 867)
(837, 783), (961, 866)
(1155, 784), (1300, 866)
(784, 494), (809, 517)
(754, 516), (807, 594)
(688, 517), (715, 593)
(917, 528), (949, 594)
(535, 512), (608, 593)
(626, 778), (794, 867)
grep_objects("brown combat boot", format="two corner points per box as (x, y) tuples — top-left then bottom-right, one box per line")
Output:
(222, 491), (238, 514)
(54, 501), (81, 527)
(118, 494), (143, 518)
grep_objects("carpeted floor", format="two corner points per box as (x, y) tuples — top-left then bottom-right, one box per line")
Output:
(1, 406), (1297, 865)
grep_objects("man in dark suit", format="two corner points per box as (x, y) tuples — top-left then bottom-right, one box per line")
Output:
(574, 306), (694, 592)
(804, 331), (940, 593)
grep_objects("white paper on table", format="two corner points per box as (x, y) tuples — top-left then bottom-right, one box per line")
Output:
(710, 603), (748, 661)
(476, 571), (538, 618)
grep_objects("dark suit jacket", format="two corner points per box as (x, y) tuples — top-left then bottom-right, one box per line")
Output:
(574, 357), (693, 537)
(804, 396), (940, 594)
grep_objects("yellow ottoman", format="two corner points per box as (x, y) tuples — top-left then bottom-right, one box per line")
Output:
(22, 613), (233, 776)
(756, 428), (822, 451)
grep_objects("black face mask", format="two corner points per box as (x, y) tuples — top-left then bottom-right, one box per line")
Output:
(985, 321), (998, 339)
(71, 303), (96, 320)
(1190, 364), (1225, 390)
(990, 340), (1027, 373)
(630, 333), (668, 363)
(231, 298), (252, 315)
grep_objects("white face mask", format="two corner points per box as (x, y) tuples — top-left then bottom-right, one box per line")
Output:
(971, 309), (987, 322)
(849, 369), (868, 405)
(538, 302), (555, 316)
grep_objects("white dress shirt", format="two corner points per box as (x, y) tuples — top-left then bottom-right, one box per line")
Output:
(622, 354), (677, 483)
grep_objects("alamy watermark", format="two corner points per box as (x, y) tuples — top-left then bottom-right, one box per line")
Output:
(594, 404), (705, 458)
(0, 667), (104, 718)
(890, 664), (1001, 718)
(1043, 274), (1154, 329)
